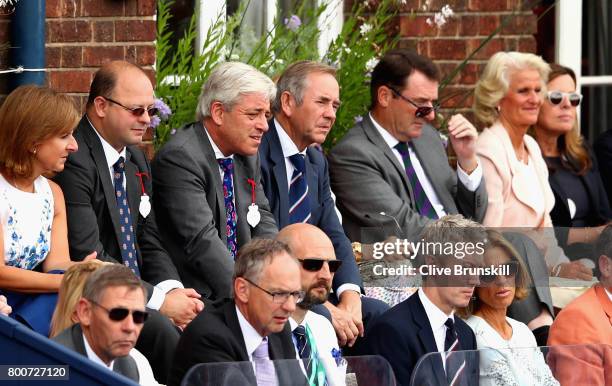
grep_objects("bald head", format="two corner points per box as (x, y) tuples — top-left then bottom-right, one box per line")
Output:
(87, 61), (149, 107)
(276, 223), (335, 260)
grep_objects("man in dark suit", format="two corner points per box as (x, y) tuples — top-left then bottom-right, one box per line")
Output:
(53, 61), (203, 383)
(259, 61), (388, 348)
(594, 129), (612, 205)
(328, 49), (487, 243)
(152, 62), (278, 301)
(53, 264), (149, 383)
(169, 239), (307, 386)
(361, 215), (483, 386)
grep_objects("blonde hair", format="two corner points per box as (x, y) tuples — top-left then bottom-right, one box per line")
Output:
(49, 260), (109, 338)
(474, 52), (550, 127)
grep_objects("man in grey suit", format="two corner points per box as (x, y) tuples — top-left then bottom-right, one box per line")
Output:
(152, 62), (278, 301)
(53, 264), (149, 383)
(329, 49), (487, 242)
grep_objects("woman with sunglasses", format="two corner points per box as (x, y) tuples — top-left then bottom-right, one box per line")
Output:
(458, 231), (559, 386)
(0, 85), (96, 336)
(533, 64), (611, 267)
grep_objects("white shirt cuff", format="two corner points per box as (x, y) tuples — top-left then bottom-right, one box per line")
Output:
(145, 280), (184, 310)
(335, 284), (362, 298)
(456, 158), (483, 192)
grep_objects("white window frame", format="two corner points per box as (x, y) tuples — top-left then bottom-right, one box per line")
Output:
(195, 0), (343, 58)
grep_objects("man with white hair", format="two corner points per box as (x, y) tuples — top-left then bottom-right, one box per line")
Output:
(153, 62), (278, 302)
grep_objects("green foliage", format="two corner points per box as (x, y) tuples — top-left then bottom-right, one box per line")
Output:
(154, 0), (399, 150)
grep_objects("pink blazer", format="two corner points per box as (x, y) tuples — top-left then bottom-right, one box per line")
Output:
(476, 121), (555, 228)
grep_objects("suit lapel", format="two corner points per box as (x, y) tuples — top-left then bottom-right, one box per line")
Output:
(410, 294), (447, 386)
(412, 131), (455, 211)
(304, 152), (318, 221)
(71, 323), (88, 356)
(224, 301), (250, 361)
(124, 152), (140, 228)
(268, 124), (290, 227)
(80, 119), (123, 249)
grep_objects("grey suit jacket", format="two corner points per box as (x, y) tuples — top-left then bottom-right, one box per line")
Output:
(152, 122), (277, 300)
(52, 323), (139, 382)
(328, 114), (487, 242)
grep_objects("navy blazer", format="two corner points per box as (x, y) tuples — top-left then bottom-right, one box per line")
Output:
(361, 292), (478, 386)
(259, 121), (362, 291)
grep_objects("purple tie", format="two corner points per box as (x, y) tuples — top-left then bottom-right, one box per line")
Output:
(252, 337), (278, 386)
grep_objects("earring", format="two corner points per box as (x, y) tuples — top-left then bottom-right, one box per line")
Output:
(32, 148), (37, 155)
(496, 106), (501, 113)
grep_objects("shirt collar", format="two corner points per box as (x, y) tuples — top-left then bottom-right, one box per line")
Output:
(369, 112), (401, 149)
(274, 118), (306, 159)
(204, 124), (234, 160)
(82, 332), (115, 370)
(235, 305), (265, 357)
(87, 115), (127, 169)
(418, 288), (454, 331)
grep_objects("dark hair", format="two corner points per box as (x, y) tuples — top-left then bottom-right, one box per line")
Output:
(87, 61), (147, 106)
(370, 48), (440, 109)
(596, 225), (612, 259)
(233, 239), (295, 283)
(82, 264), (146, 303)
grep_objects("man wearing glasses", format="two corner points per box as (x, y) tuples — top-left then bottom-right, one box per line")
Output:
(328, 49), (487, 242)
(53, 264), (150, 383)
(54, 61), (203, 383)
(169, 239), (307, 386)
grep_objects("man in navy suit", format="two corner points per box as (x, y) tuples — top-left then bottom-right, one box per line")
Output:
(259, 61), (388, 348)
(361, 215), (482, 386)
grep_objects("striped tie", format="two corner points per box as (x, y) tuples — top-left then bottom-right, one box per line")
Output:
(444, 318), (466, 386)
(394, 142), (438, 219)
(288, 154), (311, 223)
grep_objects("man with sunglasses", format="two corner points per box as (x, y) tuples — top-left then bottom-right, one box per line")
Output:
(54, 61), (203, 383)
(277, 223), (344, 386)
(53, 264), (150, 382)
(169, 239), (307, 386)
(329, 49), (487, 243)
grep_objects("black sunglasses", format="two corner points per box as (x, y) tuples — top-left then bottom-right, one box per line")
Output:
(89, 300), (149, 324)
(104, 96), (159, 117)
(547, 91), (582, 107)
(387, 86), (439, 118)
(479, 261), (519, 284)
(298, 258), (343, 273)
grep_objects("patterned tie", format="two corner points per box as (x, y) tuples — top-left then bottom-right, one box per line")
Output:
(444, 318), (466, 386)
(288, 154), (311, 223)
(293, 325), (312, 374)
(218, 158), (238, 259)
(394, 142), (438, 219)
(112, 157), (140, 277)
(252, 337), (278, 386)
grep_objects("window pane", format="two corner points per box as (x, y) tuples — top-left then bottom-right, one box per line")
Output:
(164, 0), (197, 59)
(582, 0), (612, 76)
(580, 85), (612, 143)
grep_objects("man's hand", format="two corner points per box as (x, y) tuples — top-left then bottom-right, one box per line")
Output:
(159, 288), (204, 327)
(557, 261), (593, 281)
(324, 291), (364, 347)
(0, 295), (11, 316)
(447, 114), (478, 173)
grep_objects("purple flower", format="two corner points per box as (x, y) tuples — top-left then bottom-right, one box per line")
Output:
(331, 348), (343, 366)
(149, 115), (161, 129)
(154, 98), (172, 119)
(284, 15), (301, 31)
(354, 115), (363, 123)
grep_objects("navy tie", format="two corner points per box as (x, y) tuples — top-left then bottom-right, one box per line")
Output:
(218, 158), (238, 259)
(394, 142), (438, 219)
(288, 154), (311, 223)
(444, 318), (466, 385)
(293, 325), (313, 377)
(113, 157), (140, 277)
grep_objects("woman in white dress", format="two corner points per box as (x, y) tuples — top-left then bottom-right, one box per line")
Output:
(458, 230), (559, 386)
(0, 85), (95, 336)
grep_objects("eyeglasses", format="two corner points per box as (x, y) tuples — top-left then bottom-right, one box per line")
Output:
(479, 261), (519, 284)
(103, 97), (158, 117)
(242, 278), (305, 304)
(89, 300), (149, 324)
(546, 91), (582, 107)
(298, 258), (343, 273)
(387, 86), (439, 118)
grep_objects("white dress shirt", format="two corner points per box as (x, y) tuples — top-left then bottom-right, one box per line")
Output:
(418, 289), (454, 367)
(275, 119), (360, 297)
(88, 117), (183, 310)
(370, 113), (482, 218)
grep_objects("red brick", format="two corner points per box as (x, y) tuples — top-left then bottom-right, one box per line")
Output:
(518, 37), (537, 53)
(115, 20), (156, 42)
(400, 16), (437, 38)
(46, 47), (61, 68)
(439, 86), (473, 109)
(81, 0), (124, 17)
(93, 21), (114, 42)
(479, 15), (499, 36)
(62, 0), (81, 17)
(137, 0), (156, 16)
(501, 13), (537, 35)
(427, 0), (468, 12)
(136, 45), (156, 66)
(48, 70), (93, 93)
(46, 0), (61, 18)
(126, 45), (137, 63)
(48, 20), (92, 43)
(459, 15), (477, 37)
(0, 20), (10, 41)
(467, 37), (503, 60)
(83, 46), (124, 66)
(468, 0), (509, 12)
(429, 39), (466, 60)
(396, 0), (419, 12)
(142, 68), (156, 85)
(61, 46), (83, 67)
(459, 62), (480, 85)
(438, 15), (460, 37)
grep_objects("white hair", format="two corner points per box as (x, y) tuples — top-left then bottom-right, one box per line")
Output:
(196, 61), (276, 121)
